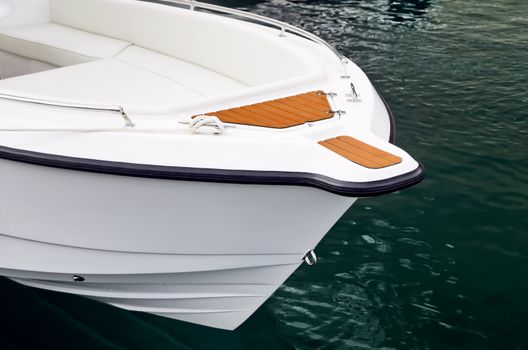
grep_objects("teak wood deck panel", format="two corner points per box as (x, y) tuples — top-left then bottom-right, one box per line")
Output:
(196, 91), (333, 128)
(319, 136), (402, 169)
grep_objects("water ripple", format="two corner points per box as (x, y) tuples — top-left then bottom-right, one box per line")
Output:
(258, 0), (528, 348)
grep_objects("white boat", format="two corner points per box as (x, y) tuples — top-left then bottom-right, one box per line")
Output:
(0, 0), (424, 330)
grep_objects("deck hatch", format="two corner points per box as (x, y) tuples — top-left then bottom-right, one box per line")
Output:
(319, 136), (402, 169)
(195, 91), (334, 128)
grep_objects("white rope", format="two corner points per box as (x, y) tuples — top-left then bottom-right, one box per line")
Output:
(189, 115), (226, 135)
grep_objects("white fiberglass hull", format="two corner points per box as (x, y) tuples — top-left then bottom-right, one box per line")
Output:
(0, 158), (355, 330)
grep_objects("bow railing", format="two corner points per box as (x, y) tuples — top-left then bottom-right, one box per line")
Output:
(0, 93), (135, 127)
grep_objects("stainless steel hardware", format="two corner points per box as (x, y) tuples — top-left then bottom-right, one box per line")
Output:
(0, 93), (135, 127)
(303, 250), (318, 266)
(346, 82), (360, 102)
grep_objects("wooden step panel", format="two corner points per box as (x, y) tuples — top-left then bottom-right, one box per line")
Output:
(319, 136), (402, 169)
(194, 91), (333, 128)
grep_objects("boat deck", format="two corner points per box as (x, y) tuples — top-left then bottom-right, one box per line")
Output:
(197, 91), (402, 169)
(319, 136), (402, 169)
(196, 91), (334, 128)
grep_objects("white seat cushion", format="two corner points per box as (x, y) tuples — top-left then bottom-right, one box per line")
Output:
(49, 0), (320, 86)
(0, 22), (130, 67)
(116, 46), (247, 97)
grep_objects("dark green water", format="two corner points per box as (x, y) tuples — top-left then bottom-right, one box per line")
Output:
(1, 0), (527, 349)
